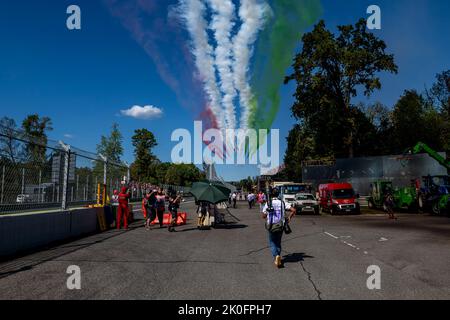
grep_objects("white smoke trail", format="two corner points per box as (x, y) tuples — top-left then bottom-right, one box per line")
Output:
(233, 0), (271, 129)
(178, 0), (225, 129)
(207, 0), (237, 129)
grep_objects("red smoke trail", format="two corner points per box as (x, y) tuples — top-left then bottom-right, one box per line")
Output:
(199, 107), (225, 160)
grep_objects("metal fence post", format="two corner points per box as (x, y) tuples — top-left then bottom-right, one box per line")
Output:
(21, 168), (25, 195)
(60, 142), (71, 210)
(1, 165), (4, 204)
(38, 170), (42, 203)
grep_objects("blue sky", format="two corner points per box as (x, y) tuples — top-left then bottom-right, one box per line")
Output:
(0, 0), (449, 181)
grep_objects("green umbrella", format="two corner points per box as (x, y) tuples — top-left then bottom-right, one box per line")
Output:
(190, 182), (229, 204)
(210, 182), (232, 197)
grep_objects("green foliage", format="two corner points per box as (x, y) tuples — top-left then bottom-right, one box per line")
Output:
(283, 19), (448, 180)
(21, 114), (53, 163)
(285, 19), (398, 158)
(164, 163), (205, 187)
(96, 123), (123, 163)
(131, 128), (158, 181)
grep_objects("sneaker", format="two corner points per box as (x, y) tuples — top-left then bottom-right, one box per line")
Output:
(275, 255), (282, 268)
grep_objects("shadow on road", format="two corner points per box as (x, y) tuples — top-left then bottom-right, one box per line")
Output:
(282, 252), (314, 264)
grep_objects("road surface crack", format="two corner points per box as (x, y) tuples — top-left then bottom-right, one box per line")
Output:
(299, 261), (322, 300)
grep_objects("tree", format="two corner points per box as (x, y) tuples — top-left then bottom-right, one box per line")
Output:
(0, 117), (20, 164)
(164, 164), (204, 187)
(283, 124), (315, 182)
(391, 90), (433, 152)
(426, 70), (450, 159)
(21, 114), (53, 163)
(285, 19), (398, 158)
(94, 123), (124, 182)
(96, 123), (123, 163)
(426, 70), (450, 115)
(131, 129), (158, 181)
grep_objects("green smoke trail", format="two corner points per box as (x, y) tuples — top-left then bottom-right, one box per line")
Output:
(248, 0), (322, 151)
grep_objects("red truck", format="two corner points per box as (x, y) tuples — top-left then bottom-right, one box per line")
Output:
(318, 183), (360, 215)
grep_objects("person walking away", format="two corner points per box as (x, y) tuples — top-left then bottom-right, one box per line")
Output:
(111, 190), (119, 228)
(232, 192), (237, 208)
(262, 188), (296, 268)
(155, 188), (166, 228)
(117, 187), (131, 230)
(384, 191), (397, 220)
(168, 191), (182, 232)
(197, 201), (209, 229)
(248, 192), (254, 209)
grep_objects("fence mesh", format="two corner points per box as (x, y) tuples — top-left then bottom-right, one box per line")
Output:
(0, 126), (129, 215)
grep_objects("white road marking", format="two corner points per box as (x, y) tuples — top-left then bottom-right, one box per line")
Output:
(379, 237), (388, 242)
(324, 232), (339, 239)
(324, 231), (366, 254)
(343, 241), (357, 249)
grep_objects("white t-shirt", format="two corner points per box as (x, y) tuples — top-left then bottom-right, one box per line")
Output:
(262, 199), (291, 224)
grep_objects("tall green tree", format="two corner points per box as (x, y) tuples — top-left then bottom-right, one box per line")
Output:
(131, 128), (158, 181)
(285, 19), (398, 158)
(21, 114), (53, 163)
(164, 164), (204, 187)
(96, 123), (123, 163)
(426, 70), (450, 158)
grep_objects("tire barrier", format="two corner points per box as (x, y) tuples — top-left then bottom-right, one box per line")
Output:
(150, 212), (187, 226)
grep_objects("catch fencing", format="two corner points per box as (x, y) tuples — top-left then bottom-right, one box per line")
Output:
(0, 126), (129, 215)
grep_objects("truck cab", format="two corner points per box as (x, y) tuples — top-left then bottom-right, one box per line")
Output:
(318, 183), (360, 215)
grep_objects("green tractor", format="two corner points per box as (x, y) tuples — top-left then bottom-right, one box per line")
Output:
(368, 180), (417, 211)
(408, 142), (450, 215)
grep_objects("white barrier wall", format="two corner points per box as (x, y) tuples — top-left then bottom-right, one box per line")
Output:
(0, 208), (99, 258)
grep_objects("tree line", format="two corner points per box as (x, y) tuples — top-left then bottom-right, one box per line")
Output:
(0, 114), (205, 187)
(282, 18), (449, 182)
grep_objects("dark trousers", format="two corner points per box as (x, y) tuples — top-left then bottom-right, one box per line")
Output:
(157, 209), (164, 227)
(233, 199), (237, 208)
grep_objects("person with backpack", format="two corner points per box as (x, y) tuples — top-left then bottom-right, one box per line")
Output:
(262, 187), (296, 268)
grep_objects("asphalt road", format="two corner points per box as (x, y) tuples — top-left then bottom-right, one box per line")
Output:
(1, 201), (450, 300)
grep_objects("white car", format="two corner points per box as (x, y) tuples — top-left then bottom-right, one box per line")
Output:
(16, 194), (31, 203)
(294, 193), (320, 215)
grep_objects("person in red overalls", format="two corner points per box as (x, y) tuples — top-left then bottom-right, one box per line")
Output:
(117, 186), (131, 230)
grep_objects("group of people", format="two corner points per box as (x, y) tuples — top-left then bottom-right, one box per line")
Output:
(142, 188), (182, 232)
(111, 186), (182, 232)
(111, 184), (296, 268)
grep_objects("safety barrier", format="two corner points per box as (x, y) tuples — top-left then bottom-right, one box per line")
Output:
(150, 212), (187, 226)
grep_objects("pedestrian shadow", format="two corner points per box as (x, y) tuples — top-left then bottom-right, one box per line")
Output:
(282, 252), (314, 264)
(213, 223), (248, 230)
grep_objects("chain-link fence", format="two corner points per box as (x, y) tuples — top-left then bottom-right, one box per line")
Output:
(0, 126), (130, 215)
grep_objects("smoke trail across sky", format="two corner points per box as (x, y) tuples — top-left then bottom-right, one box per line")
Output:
(177, 0), (225, 129)
(248, 0), (322, 133)
(105, 0), (322, 155)
(233, 0), (271, 130)
(208, 0), (237, 129)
